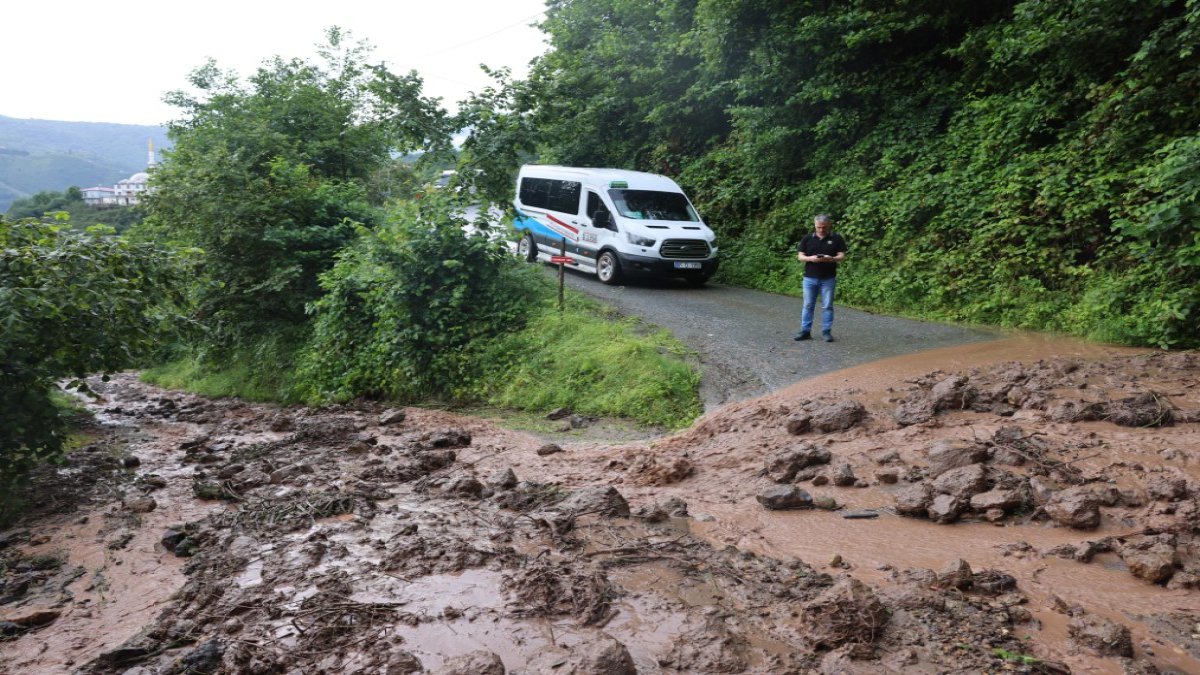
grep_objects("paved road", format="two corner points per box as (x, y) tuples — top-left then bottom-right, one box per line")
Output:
(553, 268), (999, 410)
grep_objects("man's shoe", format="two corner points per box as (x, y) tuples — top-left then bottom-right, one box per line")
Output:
(793, 332), (811, 341)
(823, 331), (834, 342)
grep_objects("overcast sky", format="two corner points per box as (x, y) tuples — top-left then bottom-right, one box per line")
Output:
(3, 0), (549, 126)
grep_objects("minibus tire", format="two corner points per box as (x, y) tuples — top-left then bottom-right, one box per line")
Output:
(596, 250), (622, 285)
(518, 232), (538, 262)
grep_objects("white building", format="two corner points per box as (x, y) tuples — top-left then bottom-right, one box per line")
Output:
(81, 139), (156, 207)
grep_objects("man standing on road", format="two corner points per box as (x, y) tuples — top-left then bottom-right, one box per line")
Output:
(794, 214), (847, 342)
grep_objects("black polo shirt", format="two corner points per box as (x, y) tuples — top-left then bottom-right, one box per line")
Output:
(797, 232), (847, 279)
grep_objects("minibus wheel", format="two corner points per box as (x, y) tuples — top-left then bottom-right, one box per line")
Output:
(518, 232), (538, 262)
(597, 250), (622, 284)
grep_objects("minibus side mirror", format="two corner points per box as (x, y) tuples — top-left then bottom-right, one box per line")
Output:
(592, 210), (614, 230)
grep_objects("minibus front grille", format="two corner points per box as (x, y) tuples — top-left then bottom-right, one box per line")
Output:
(660, 239), (711, 259)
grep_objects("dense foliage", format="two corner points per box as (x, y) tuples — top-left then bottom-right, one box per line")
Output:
(296, 193), (539, 401)
(7, 187), (143, 232)
(0, 215), (185, 476)
(143, 29), (450, 362)
(501, 0), (1200, 347)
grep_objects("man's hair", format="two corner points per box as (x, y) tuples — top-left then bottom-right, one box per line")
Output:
(814, 214), (833, 225)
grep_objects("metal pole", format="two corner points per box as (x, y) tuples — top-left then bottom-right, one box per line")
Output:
(558, 237), (566, 313)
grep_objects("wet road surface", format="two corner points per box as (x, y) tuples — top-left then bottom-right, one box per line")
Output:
(553, 268), (999, 410)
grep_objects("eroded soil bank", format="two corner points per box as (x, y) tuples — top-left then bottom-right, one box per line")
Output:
(2, 338), (1198, 674)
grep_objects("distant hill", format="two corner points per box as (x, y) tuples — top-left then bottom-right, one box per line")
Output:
(0, 116), (170, 212)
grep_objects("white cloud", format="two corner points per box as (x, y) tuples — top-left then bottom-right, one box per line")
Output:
(4, 0), (548, 125)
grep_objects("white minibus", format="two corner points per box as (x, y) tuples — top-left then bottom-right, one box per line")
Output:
(512, 165), (719, 285)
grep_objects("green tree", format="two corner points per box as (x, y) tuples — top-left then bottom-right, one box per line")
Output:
(0, 215), (187, 477)
(144, 28), (451, 357)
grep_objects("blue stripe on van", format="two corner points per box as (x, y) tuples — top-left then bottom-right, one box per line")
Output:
(513, 209), (570, 244)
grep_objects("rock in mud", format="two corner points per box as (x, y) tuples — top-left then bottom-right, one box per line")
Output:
(1028, 476), (1059, 505)
(894, 482), (935, 517)
(433, 650), (505, 675)
(1045, 486), (1102, 529)
(555, 486), (630, 518)
(566, 634), (637, 675)
(927, 494), (964, 524)
(627, 454), (694, 485)
(1068, 614), (1134, 657)
(810, 400), (867, 432)
(537, 443), (564, 456)
(125, 496), (157, 513)
(803, 578), (888, 648)
(931, 374), (975, 410)
(969, 488), (1024, 513)
(972, 569), (1017, 595)
(831, 462), (857, 487)
(661, 496), (689, 517)
(925, 440), (989, 477)
(444, 474), (484, 497)
(766, 444), (833, 483)
(936, 559), (973, 590)
(379, 408), (407, 426)
(414, 449), (457, 471)
(1121, 539), (1179, 584)
(895, 397), (936, 426)
(488, 467), (518, 490)
(874, 469), (899, 484)
(175, 637), (224, 674)
(757, 486), (813, 510)
(419, 427), (471, 449)
(931, 464), (989, 500)
(785, 413), (812, 434)
(122, 455), (141, 468)
(1147, 475), (1189, 501)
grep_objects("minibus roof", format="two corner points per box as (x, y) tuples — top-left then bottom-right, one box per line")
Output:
(519, 165), (682, 192)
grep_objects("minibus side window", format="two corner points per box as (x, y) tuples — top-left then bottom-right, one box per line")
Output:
(520, 177), (581, 215)
(586, 192), (615, 230)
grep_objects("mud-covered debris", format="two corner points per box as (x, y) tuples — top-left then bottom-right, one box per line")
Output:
(661, 496), (689, 517)
(433, 650), (505, 674)
(418, 427), (471, 449)
(1147, 474), (1189, 501)
(1044, 486), (1102, 529)
(170, 637), (224, 674)
(269, 462), (314, 484)
(505, 559), (614, 625)
(537, 443), (563, 456)
(627, 454), (694, 485)
(972, 569), (1017, 595)
(554, 486), (630, 518)
(894, 396), (936, 426)
(931, 374), (975, 411)
(379, 408), (406, 426)
(668, 616), (751, 672)
(786, 413), (812, 434)
(488, 467), (518, 490)
(124, 496), (157, 513)
(803, 578), (888, 648)
(765, 444), (831, 483)
(757, 486), (814, 510)
(1068, 614), (1134, 657)
(562, 634), (637, 675)
(925, 440), (989, 477)
(810, 400), (867, 432)
(444, 474), (484, 497)
(1079, 392), (1175, 427)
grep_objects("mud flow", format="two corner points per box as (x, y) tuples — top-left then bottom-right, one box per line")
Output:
(1, 339), (1198, 674)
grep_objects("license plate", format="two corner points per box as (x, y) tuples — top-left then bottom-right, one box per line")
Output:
(674, 261), (702, 269)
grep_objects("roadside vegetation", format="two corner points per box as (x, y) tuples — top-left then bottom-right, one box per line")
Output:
(472, 0), (1200, 349)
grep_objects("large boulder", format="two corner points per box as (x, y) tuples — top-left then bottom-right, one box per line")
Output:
(1121, 539), (1179, 584)
(757, 486), (814, 510)
(894, 482), (935, 517)
(765, 444), (832, 482)
(931, 464), (990, 500)
(925, 440), (988, 477)
(1045, 486), (1102, 529)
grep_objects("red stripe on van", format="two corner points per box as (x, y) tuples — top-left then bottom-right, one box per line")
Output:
(546, 213), (579, 235)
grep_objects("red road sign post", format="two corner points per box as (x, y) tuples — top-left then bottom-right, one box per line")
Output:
(549, 255), (572, 264)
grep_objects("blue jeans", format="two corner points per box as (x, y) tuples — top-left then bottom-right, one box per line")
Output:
(801, 276), (837, 334)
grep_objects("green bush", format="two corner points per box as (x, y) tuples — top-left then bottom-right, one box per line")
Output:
(0, 215), (186, 477)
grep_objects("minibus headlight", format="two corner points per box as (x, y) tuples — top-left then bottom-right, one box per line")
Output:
(627, 232), (656, 247)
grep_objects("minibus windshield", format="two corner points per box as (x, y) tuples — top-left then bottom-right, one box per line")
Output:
(607, 189), (699, 221)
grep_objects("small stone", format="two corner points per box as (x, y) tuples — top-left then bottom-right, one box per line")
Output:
(785, 414), (812, 435)
(122, 456), (141, 469)
(125, 496), (157, 513)
(936, 559), (973, 590)
(536, 443), (564, 457)
(488, 467), (518, 490)
(757, 486), (814, 510)
(814, 496), (838, 510)
(379, 409), (407, 426)
(875, 469), (899, 484)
